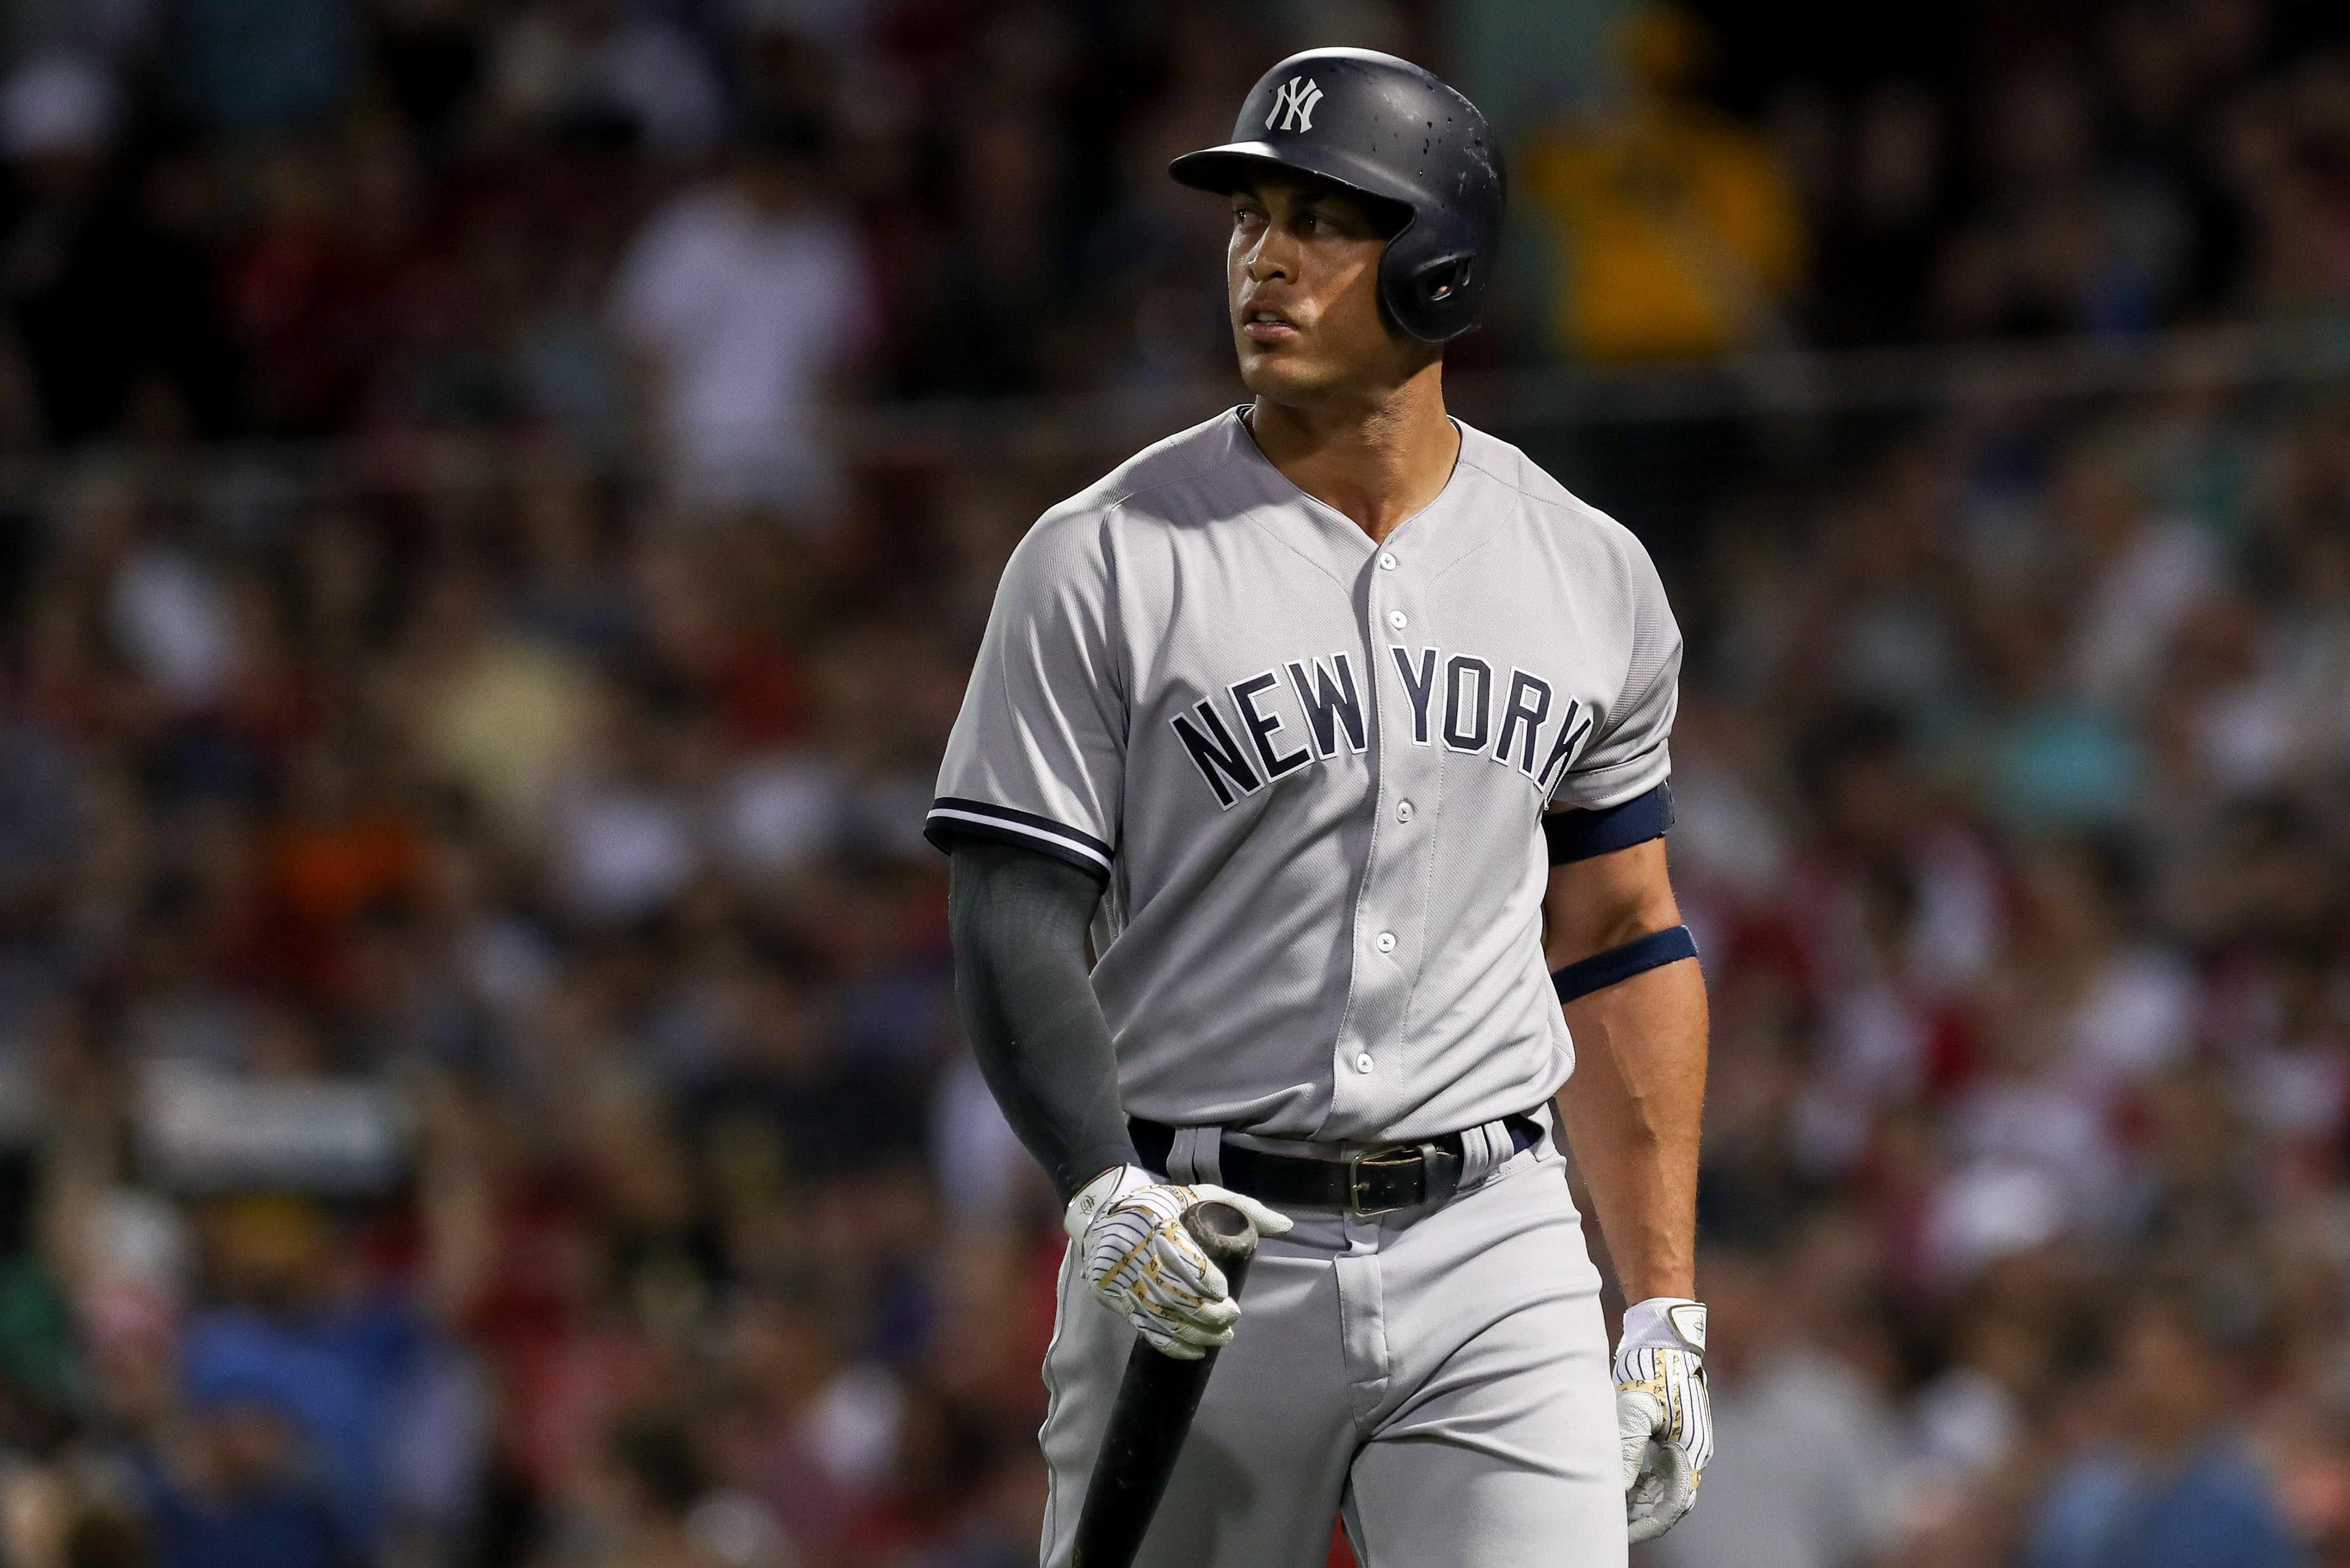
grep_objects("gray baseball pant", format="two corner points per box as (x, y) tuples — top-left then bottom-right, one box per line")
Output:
(1037, 1118), (1626, 1567)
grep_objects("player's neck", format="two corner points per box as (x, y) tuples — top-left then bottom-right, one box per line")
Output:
(1247, 364), (1458, 545)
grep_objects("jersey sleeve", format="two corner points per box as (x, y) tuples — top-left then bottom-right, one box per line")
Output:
(925, 512), (1124, 881)
(1550, 531), (1681, 815)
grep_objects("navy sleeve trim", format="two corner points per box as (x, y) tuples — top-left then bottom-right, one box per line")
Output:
(1552, 925), (1699, 1003)
(926, 798), (1113, 879)
(1543, 782), (1674, 865)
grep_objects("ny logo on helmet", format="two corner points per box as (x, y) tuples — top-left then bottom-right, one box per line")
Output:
(1265, 77), (1323, 133)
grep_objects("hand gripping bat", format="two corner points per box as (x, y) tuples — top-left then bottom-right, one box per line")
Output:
(1070, 1198), (1262, 1568)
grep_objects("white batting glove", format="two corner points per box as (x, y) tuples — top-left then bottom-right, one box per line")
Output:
(1615, 1297), (1713, 1544)
(1064, 1165), (1292, 1361)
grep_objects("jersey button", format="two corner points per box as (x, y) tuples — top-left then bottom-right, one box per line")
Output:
(1355, 1053), (1375, 1074)
(1378, 551), (1398, 570)
(1375, 931), (1397, 953)
(1395, 799), (1414, 823)
(1387, 609), (1408, 630)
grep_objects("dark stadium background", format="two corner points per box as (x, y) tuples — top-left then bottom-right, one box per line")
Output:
(0, 1), (2346, 1566)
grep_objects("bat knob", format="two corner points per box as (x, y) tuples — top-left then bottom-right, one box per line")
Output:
(1182, 1198), (1259, 1267)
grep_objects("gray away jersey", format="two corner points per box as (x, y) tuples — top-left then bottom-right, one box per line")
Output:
(928, 409), (1681, 1143)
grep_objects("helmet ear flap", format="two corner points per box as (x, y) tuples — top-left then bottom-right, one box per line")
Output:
(1421, 255), (1473, 305)
(1382, 247), (1480, 342)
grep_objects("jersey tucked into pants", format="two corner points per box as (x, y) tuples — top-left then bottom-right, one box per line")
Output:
(1042, 1124), (1621, 1567)
(928, 408), (1684, 1565)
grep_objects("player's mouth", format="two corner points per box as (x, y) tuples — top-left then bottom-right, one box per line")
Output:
(1242, 306), (1300, 343)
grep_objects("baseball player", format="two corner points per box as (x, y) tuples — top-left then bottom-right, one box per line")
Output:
(929, 48), (1712, 1567)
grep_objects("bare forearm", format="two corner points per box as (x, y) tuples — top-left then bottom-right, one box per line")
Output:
(1553, 958), (1707, 1302)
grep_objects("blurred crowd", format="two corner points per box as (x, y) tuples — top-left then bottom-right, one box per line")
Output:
(0, 2), (2344, 1568)
(1647, 378), (2350, 1568)
(3, 0), (2350, 468)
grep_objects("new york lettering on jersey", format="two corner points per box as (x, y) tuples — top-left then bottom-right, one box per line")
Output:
(927, 408), (1680, 1143)
(1170, 644), (1594, 808)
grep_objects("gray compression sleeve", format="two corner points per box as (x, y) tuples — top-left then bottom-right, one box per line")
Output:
(946, 842), (1141, 1203)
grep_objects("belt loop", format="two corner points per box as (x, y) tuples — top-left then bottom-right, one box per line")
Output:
(1459, 1118), (1509, 1187)
(1168, 1126), (1222, 1186)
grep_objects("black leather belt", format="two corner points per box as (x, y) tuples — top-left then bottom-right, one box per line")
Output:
(1130, 1114), (1543, 1216)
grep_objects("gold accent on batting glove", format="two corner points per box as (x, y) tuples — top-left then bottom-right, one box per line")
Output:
(1065, 1165), (1291, 1360)
(1614, 1296), (1712, 1543)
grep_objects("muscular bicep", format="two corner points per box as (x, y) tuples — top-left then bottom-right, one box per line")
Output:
(1543, 836), (1682, 968)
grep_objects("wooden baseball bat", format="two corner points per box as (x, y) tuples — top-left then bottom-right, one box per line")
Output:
(1069, 1198), (1261, 1568)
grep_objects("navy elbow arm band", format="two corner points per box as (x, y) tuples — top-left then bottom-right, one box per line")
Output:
(1552, 925), (1699, 1002)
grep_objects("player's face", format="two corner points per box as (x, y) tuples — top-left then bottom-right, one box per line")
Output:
(1226, 176), (1430, 402)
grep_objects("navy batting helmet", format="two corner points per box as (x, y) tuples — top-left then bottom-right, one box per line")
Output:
(1169, 48), (1504, 344)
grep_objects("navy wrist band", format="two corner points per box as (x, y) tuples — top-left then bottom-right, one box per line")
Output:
(1544, 783), (1674, 865)
(1552, 924), (1699, 1002)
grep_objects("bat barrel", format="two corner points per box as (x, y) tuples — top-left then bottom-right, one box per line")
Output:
(1068, 1199), (1261, 1568)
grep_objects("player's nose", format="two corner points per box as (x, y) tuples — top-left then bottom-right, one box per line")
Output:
(1241, 229), (1295, 283)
